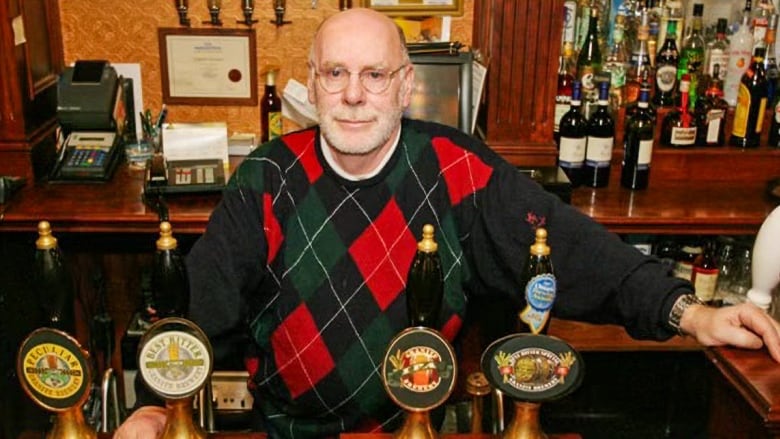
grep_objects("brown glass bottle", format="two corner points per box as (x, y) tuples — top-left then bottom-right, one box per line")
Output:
(518, 228), (556, 335)
(150, 221), (190, 319)
(694, 65), (729, 146)
(34, 221), (75, 333)
(730, 47), (768, 148)
(406, 224), (443, 328)
(692, 240), (719, 305)
(261, 69), (283, 143)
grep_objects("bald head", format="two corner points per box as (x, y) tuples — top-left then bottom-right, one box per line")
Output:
(309, 8), (409, 68)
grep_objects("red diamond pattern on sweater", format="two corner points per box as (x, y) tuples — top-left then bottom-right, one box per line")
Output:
(263, 192), (283, 264)
(349, 198), (417, 311)
(431, 136), (493, 206)
(283, 130), (322, 184)
(271, 303), (335, 399)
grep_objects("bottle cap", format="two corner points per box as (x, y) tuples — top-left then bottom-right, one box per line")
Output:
(156, 221), (178, 251)
(530, 227), (550, 256)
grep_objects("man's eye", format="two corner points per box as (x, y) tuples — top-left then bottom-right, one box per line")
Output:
(327, 68), (346, 79)
(364, 70), (387, 81)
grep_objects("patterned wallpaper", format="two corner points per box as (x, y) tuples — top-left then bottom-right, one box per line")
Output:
(58, 0), (474, 138)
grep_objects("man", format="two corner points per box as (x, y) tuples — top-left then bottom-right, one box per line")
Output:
(117, 7), (780, 439)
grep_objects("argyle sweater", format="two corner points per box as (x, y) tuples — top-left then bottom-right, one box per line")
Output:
(186, 118), (691, 438)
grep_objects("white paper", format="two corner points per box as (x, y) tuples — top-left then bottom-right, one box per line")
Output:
(282, 79), (319, 128)
(162, 122), (229, 166)
(112, 63), (144, 141)
(471, 60), (487, 134)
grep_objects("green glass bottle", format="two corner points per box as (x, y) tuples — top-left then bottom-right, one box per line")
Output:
(518, 228), (556, 335)
(406, 224), (444, 329)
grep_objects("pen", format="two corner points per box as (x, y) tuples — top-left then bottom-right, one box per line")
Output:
(155, 104), (168, 129)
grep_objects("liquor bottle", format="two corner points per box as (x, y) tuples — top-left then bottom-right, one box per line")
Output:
(518, 227), (556, 335)
(150, 221), (190, 319)
(673, 239), (703, 281)
(554, 54), (576, 143)
(677, 3), (705, 108)
(752, 0), (775, 52)
(34, 221), (75, 333)
(694, 66), (729, 146)
(661, 74), (697, 147)
(730, 47), (768, 148)
(647, 0), (661, 68)
(724, 2), (755, 107)
(704, 18), (730, 84)
(584, 81), (615, 188)
(603, 10), (629, 115)
(577, 6), (602, 118)
(621, 87), (655, 190)
(768, 88), (780, 147)
(406, 224), (443, 328)
(558, 80), (588, 187)
(626, 9), (651, 106)
(561, 0), (578, 56)
(665, 0), (684, 49)
(764, 14), (778, 105)
(261, 69), (282, 143)
(574, 0), (592, 57)
(653, 19), (679, 107)
(692, 240), (719, 305)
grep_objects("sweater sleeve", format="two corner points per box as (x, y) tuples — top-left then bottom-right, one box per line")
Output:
(464, 162), (692, 340)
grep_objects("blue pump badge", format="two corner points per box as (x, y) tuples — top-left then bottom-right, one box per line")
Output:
(519, 273), (556, 334)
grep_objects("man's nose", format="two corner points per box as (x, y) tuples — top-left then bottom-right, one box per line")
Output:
(342, 73), (366, 105)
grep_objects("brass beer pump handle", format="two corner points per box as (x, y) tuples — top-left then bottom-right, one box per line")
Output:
(503, 401), (546, 439)
(50, 408), (97, 439)
(465, 371), (491, 433)
(161, 397), (207, 439)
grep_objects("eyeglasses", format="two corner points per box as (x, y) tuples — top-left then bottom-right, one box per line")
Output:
(313, 64), (407, 94)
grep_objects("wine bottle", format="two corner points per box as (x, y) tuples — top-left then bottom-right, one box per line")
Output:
(730, 47), (768, 148)
(150, 221), (190, 319)
(654, 19), (679, 107)
(577, 6), (602, 119)
(261, 69), (282, 143)
(518, 228), (556, 335)
(694, 65), (729, 146)
(558, 80), (588, 187)
(34, 221), (75, 333)
(584, 81), (614, 188)
(621, 87), (655, 190)
(406, 224), (443, 328)
(661, 74), (697, 147)
(554, 54), (575, 144)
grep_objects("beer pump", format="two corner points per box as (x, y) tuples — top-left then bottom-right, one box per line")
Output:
(747, 205), (780, 314)
(382, 224), (456, 439)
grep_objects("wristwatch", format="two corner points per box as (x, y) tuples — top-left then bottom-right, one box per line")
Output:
(668, 294), (705, 336)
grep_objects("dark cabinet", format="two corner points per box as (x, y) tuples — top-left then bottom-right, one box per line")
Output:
(0, 0), (63, 179)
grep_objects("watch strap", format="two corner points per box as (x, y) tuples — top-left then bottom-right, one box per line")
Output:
(668, 294), (705, 336)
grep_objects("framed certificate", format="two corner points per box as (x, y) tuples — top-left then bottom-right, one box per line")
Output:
(158, 28), (257, 106)
(361, 0), (464, 16)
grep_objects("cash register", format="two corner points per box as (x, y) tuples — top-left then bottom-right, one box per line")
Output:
(50, 60), (126, 181)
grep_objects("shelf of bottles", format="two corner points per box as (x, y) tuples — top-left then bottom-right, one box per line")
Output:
(555, 0), (780, 191)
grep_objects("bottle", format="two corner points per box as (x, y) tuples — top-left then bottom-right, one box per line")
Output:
(577, 6), (602, 118)
(561, 0), (578, 56)
(621, 87), (655, 190)
(695, 66), (729, 146)
(704, 18), (730, 84)
(764, 14), (778, 104)
(647, 0), (661, 68)
(574, 0), (593, 58)
(665, 0), (684, 50)
(518, 227), (556, 335)
(661, 74), (697, 147)
(261, 69), (282, 143)
(692, 240), (720, 305)
(554, 54), (576, 143)
(34, 221), (75, 333)
(752, 0), (775, 52)
(673, 240), (703, 281)
(603, 11), (629, 114)
(768, 86), (780, 147)
(730, 47), (768, 148)
(584, 81), (615, 188)
(406, 224), (443, 328)
(653, 19), (679, 107)
(677, 3), (705, 108)
(724, 2), (755, 107)
(626, 9), (651, 106)
(558, 80), (588, 187)
(150, 221), (190, 319)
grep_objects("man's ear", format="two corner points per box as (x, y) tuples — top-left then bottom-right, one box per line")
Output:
(307, 70), (317, 105)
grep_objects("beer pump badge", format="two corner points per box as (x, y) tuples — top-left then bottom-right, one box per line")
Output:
(382, 327), (456, 411)
(17, 328), (91, 411)
(138, 318), (213, 399)
(481, 334), (584, 402)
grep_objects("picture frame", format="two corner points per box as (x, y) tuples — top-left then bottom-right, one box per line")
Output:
(361, 0), (464, 17)
(158, 28), (257, 106)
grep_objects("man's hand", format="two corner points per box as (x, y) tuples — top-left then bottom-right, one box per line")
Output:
(114, 406), (167, 439)
(680, 301), (780, 362)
